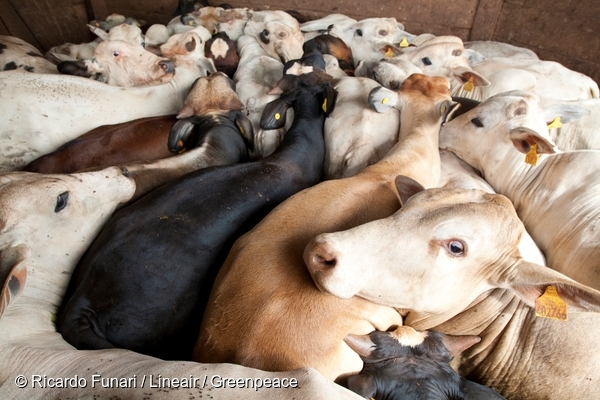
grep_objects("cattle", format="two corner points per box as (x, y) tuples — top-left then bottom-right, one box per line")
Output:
(452, 56), (600, 101)
(205, 31), (239, 78)
(194, 74), (455, 381)
(0, 169), (360, 400)
(57, 39), (175, 87)
(232, 34), (288, 158)
(244, 10), (305, 63)
(355, 57), (423, 90)
(46, 22), (146, 64)
(439, 90), (600, 290)
(0, 35), (58, 74)
(542, 97), (598, 151)
(303, 184), (600, 399)
(464, 40), (539, 60)
(23, 72), (251, 176)
(323, 77), (400, 179)
(171, 6), (251, 40)
(344, 326), (505, 399)
(301, 16), (416, 66)
(58, 59), (337, 360)
(303, 34), (355, 76)
(0, 30), (213, 172)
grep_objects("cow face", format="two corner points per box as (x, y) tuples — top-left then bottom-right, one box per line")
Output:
(0, 168), (135, 318)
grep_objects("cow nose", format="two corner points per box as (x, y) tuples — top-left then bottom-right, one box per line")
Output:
(304, 237), (338, 274)
(159, 60), (175, 74)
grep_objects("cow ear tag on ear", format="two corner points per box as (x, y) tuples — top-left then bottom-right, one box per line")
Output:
(535, 285), (568, 321)
(384, 47), (394, 58)
(547, 117), (563, 129)
(524, 143), (539, 166)
(399, 37), (409, 48)
(463, 76), (475, 92)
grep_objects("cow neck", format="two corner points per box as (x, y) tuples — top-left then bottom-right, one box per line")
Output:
(0, 255), (78, 348)
(265, 86), (326, 183)
(365, 103), (442, 188)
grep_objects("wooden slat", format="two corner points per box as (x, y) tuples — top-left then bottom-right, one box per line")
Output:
(469, 0), (504, 40)
(0, 1), (42, 49)
(88, 0), (111, 22)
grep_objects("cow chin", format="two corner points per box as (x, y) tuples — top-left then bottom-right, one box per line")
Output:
(309, 270), (361, 299)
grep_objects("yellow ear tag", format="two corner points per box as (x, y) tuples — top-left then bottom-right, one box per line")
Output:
(535, 285), (568, 321)
(441, 105), (447, 114)
(384, 48), (394, 58)
(274, 113), (281, 120)
(399, 37), (409, 48)
(547, 117), (563, 129)
(188, 21), (194, 25)
(322, 98), (328, 112)
(382, 97), (389, 105)
(238, 126), (245, 135)
(463, 76), (475, 92)
(524, 143), (539, 166)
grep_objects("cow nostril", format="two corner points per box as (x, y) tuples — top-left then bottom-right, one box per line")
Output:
(159, 60), (175, 74)
(307, 244), (337, 272)
(313, 253), (336, 268)
(120, 166), (131, 177)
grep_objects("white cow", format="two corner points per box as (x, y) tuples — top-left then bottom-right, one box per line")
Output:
(302, 16), (417, 66)
(465, 40), (539, 60)
(324, 77), (401, 179)
(452, 56), (600, 101)
(0, 168), (360, 400)
(0, 34), (212, 171)
(57, 40), (175, 87)
(303, 183), (600, 400)
(232, 34), (290, 158)
(439, 90), (600, 290)
(243, 10), (304, 63)
(0, 36), (58, 74)
(438, 149), (546, 266)
(542, 97), (599, 151)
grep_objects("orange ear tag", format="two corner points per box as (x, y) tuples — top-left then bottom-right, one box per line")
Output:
(463, 76), (475, 92)
(399, 37), (409, 48)
(322, 98), (327, 113)
(535, 285), (568, 321)
(547, 117), (563, 129)
(525, 143), (539, 166)
(384, 48), (394, 58)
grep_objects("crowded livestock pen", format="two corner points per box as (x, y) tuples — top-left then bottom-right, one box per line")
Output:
(1, 0), (599, 398)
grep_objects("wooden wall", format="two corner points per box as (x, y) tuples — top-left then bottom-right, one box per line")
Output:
(1, 0), (599, 86)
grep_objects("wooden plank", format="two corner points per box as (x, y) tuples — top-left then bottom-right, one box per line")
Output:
(470, 0), (504, 40)
(0, 1), (42, 49)
(87, 0), (111, 22)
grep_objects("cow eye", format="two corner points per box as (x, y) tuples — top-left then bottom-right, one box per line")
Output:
(447, 240), (464, 255)
(378, 29), (388, 36)
(113, 51), (119, 57)
(422, 57), (432, 66)
(471, 117), (484, 127)
(356, 29), (363, 37)
(55, 191), (69, 213)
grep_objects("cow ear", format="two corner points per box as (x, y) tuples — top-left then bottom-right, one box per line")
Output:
(87, 24), (109, 41)
(394, 175), (425, 206)
(168, 118), (198, 153)
(177, 104), (195, 119)
(57, 60), (93, 78)
(343, 333), (375, 358)
(452, 67), (490, 87)
(0, 243), (30, 319)
(503, 260), (600, 313)
(322, 85), (338, 117)
(346, 373), (377, 399)
(376, 42), (402, 58)
(234, 112), (255, 152)
(543, 103), (591, 125)
(509, 128), (557, 155)
(440, 334), (481, 357)
(368, 86), (400, 113)
(260, 99), (291, 130)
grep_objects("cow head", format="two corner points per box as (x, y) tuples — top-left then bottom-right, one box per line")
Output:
(0, 168), (135, 319)
(58, 40), (175, 87)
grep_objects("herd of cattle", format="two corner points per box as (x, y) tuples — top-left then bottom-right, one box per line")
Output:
(0, 2), (599, 399)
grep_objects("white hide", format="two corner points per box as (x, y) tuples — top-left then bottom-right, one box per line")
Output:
(0, 36), (58, 74)
(439, 90), (600, 290)
(233, 34), (290, 158)
(324, 77), (400, 179)
(244, 10), (304, 63)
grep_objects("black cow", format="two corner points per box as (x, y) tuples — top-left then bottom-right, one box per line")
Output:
(345, 326), (506, 400)
(57, 51), (337, 360)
